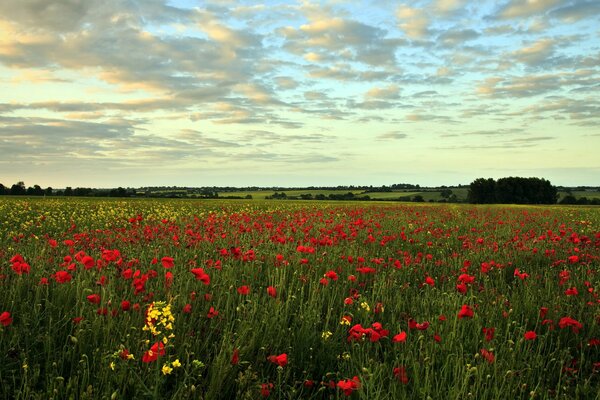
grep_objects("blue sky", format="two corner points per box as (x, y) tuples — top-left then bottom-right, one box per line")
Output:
(0, 0), (599, 188)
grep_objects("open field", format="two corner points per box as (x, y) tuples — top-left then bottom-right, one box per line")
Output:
(0, 198), (598, 399)
(216, 188), (471, 201)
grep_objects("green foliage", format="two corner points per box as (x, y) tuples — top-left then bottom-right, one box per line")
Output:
(0, 198), (598, 399)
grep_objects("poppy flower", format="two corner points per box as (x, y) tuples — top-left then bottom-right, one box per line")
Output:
(0, 311), (12, 327)
(458, 304), (474, 319)
(337, 376), (360, 396)
(121, 300), (131, 311)
(231, 348), (239, 365)
(266, 286), (277, 298)
(325, 270), (338, 281)
(267, 353), (288, 367)
(182, 303), (192, 314)
(564, 287), (578, 296)
(392, 331), (407, 343)
(393, 366), (409, 384)
(480, 348), (495, 364)
(558, 317), (583, 333)
(207, 306), (219, 318)
(161, 257), (174, 268)
(482, 327), (495, 342)
(190, 268), (210, 285)
(81, 256), (95, 269)
(54, 270), (72, 283)
(524, 331), (537, 340)
(424, 276), (435, 286)
(165, 271), (173, 288)
(261, 383), (273, 397)
(86, 294), (101, 304)
(237, 286), (250, 295)
(142, 342), (165, 363)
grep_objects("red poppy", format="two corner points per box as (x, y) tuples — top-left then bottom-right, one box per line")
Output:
(424, 276), (435, 286)
(267, 353), (288, 367)
(524, 331), (537, 340)
(86, 294), (101, 304)
(564, 287), (578, 296)
(558, 317), (583, 333)
(392, 331), (407, 343)
(231, 348), (239, 365)
(54, 270), (72, 283)
(237, 286), (250, 295)
(393, 366), (409, 384)
(165, 271), (173, 288)
(190, 268), (210, 285)
(207, 306), (219, 319)
(182, 303), (192, 314)
(458, 304), (474, 319)
(480, 348), (495, 364)
(261, 383), (273, 397)
(325, 270), (339, 281)
(120, 349), (132, 360)
(266, 286), (277, 298)
(161, 257), (174, 268)
(121, 300), (131, 311)
(482, 327), (495, 342)
(142, 342), (165, 363)
(0, 311), (12, 327)
(337, 376), (360, 396)
(11, 261), (30, 275)
(81, 255), (95, 269)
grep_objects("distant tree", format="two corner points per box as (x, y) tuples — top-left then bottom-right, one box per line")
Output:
(10, 181), (26, 195)
(440, 188), (453, 199)
(412, 195), (425, 202)
(0, 183), (6, 195)
(467, 178), (496, 203)
(31, 185), (44, 196)
(44, 187), (53, 196)
(64, 187), (73, 196)
(469, 177), (557, 204)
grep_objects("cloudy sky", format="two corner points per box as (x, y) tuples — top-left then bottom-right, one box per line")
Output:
(1, 0), (599, 188)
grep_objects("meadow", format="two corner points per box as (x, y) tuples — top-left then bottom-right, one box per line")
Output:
(0, 198), (598, 399)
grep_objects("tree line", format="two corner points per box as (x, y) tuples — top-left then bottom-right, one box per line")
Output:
(467, 177), (558, 204)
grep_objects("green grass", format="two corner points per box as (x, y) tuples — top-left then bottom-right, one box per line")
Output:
(0, 198), (598, 399)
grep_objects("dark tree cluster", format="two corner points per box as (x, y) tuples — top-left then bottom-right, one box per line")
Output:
(468, 177), (558, 204)
(0, 181), (53, 196)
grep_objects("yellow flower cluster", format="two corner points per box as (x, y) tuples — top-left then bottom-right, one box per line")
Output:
(143, 301), (175, 344)
(162, 359), (182, 375)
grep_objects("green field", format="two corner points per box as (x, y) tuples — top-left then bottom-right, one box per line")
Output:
(0, 198), (598, 399)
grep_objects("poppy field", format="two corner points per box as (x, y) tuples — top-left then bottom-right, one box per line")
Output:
(0, 198), (599, 399)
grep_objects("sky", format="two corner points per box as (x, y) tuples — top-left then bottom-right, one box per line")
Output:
(0, 0), (599, 188)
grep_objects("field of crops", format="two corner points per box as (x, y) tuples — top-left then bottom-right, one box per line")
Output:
(0, 198), (598, 399)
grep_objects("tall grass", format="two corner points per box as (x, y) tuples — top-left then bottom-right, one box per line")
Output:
(0, 198), (598, 399)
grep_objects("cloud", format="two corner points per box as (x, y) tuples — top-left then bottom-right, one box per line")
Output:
(550, 0), (600, 22)
(280, 13), (401, 67)
(511, 38), (555, 66)
(495, 0), (562, 19)
(377, 132), (408, 140)
(396, 5), (430, 39)
(432, 0), (467, 15)
(364, 84), (400, 100)
(477, 70), (599, 98)
(437, 29), (479, 46)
